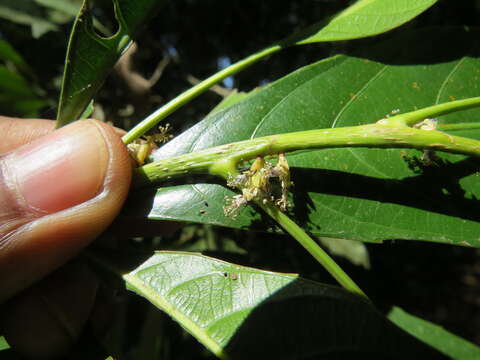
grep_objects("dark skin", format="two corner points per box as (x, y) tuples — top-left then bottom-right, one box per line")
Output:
(0, 117), (132, 358)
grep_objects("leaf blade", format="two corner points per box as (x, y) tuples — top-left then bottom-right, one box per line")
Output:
(388, 307), (480, 359)
(137, 27), (480, 246)
(0, 3), (58, 38)
(124, 252), (443, 359)
(56, 0), (167, 126)
(292, 0), (438, 44)
(0, 336), (10, 351)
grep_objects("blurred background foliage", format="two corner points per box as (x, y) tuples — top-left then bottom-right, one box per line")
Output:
(1, 0), (480, 358)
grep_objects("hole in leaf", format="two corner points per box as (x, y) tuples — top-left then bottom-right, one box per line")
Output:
(89, 0), (120, 38)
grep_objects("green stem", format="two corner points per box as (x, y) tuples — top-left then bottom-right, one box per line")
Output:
(133, 123), (480, 187)
(130, 98), (480, 297)
(122, 44), (282, 144)
(211, 166), (366, 297)
(259, 203), (368, 298)
(438, 122), (480, 131)
(383, 97), (480, 127)
(133, 97), (480, 186)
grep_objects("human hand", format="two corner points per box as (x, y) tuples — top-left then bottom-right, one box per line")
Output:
(0, 117), (132, 358)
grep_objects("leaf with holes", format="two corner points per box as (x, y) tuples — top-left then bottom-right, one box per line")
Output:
(56, 0), (167, 126)
(57, 0), (438, 127)
(130, 27), (480, 246)
(124, 252), (445, 359)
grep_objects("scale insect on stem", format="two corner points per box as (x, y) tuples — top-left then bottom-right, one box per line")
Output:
(224, 153), (293, 217)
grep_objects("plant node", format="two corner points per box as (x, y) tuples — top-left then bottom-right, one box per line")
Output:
(413, 118), (439, 165)
(224, 154), (293, 217)
(413, 118), (438, 131)
(127, 124), (174, 165)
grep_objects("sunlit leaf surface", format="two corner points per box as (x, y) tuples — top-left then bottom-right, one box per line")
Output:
(125, 252), (443, 359)
(132, 28), (480, 246)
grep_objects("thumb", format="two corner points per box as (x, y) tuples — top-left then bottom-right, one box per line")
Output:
(0, 119), (131, 302)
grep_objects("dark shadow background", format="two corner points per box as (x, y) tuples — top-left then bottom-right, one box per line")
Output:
(222, 279), (447, 360)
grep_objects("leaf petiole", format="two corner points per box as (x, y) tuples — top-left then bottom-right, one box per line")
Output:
(259, 202), (368, 298)
(122, 44), (282, 144)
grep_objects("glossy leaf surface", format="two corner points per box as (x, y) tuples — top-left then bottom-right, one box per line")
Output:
(57, 0), (437, 127)
(56, 0), (167, 126)
(125, 252), (443, 359)
(136, 28), (480, 246)
(209, 90), (251, 116)
(292, 0), (438, 44)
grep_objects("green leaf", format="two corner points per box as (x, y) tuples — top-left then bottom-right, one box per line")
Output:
(138, 27), (480, 246)
(0, 66), (37, 97)
(0, 65), (48, 117)
(291, 0), (438, 44)
(0, 38), (48, 117)
(34, 0), (82, 17)
(122, 0), (439, 144)
(56, 0), (167, 127)
(0, 1), (58, 38)
(0, 336), (10, 351)
(388, 307), (480, 359)
(0, 40), (34, 76)
(209, 90), (251, 116)
(79, 100), (94, 119)
(35, 0), (110, 33)
(124, 252), (444, 359)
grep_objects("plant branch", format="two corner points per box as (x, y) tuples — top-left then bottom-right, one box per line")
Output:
(178, 152), (366, 297)
(133, 122), (480, 188)
(130, 98), (480, 296)
(259, 202), (368, 298)
(122, 44), (282, 144)
(381, 97), (480, 127)
(133, 98), (480, 187)
(438, 122), (480, 131)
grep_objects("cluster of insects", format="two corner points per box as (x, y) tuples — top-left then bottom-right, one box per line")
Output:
(127, 124), (174, 165)
(413, 118), (440, 165)
(224, 153), (293, 217)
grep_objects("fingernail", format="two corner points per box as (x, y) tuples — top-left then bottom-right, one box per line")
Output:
(6, 121), (108, 214)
